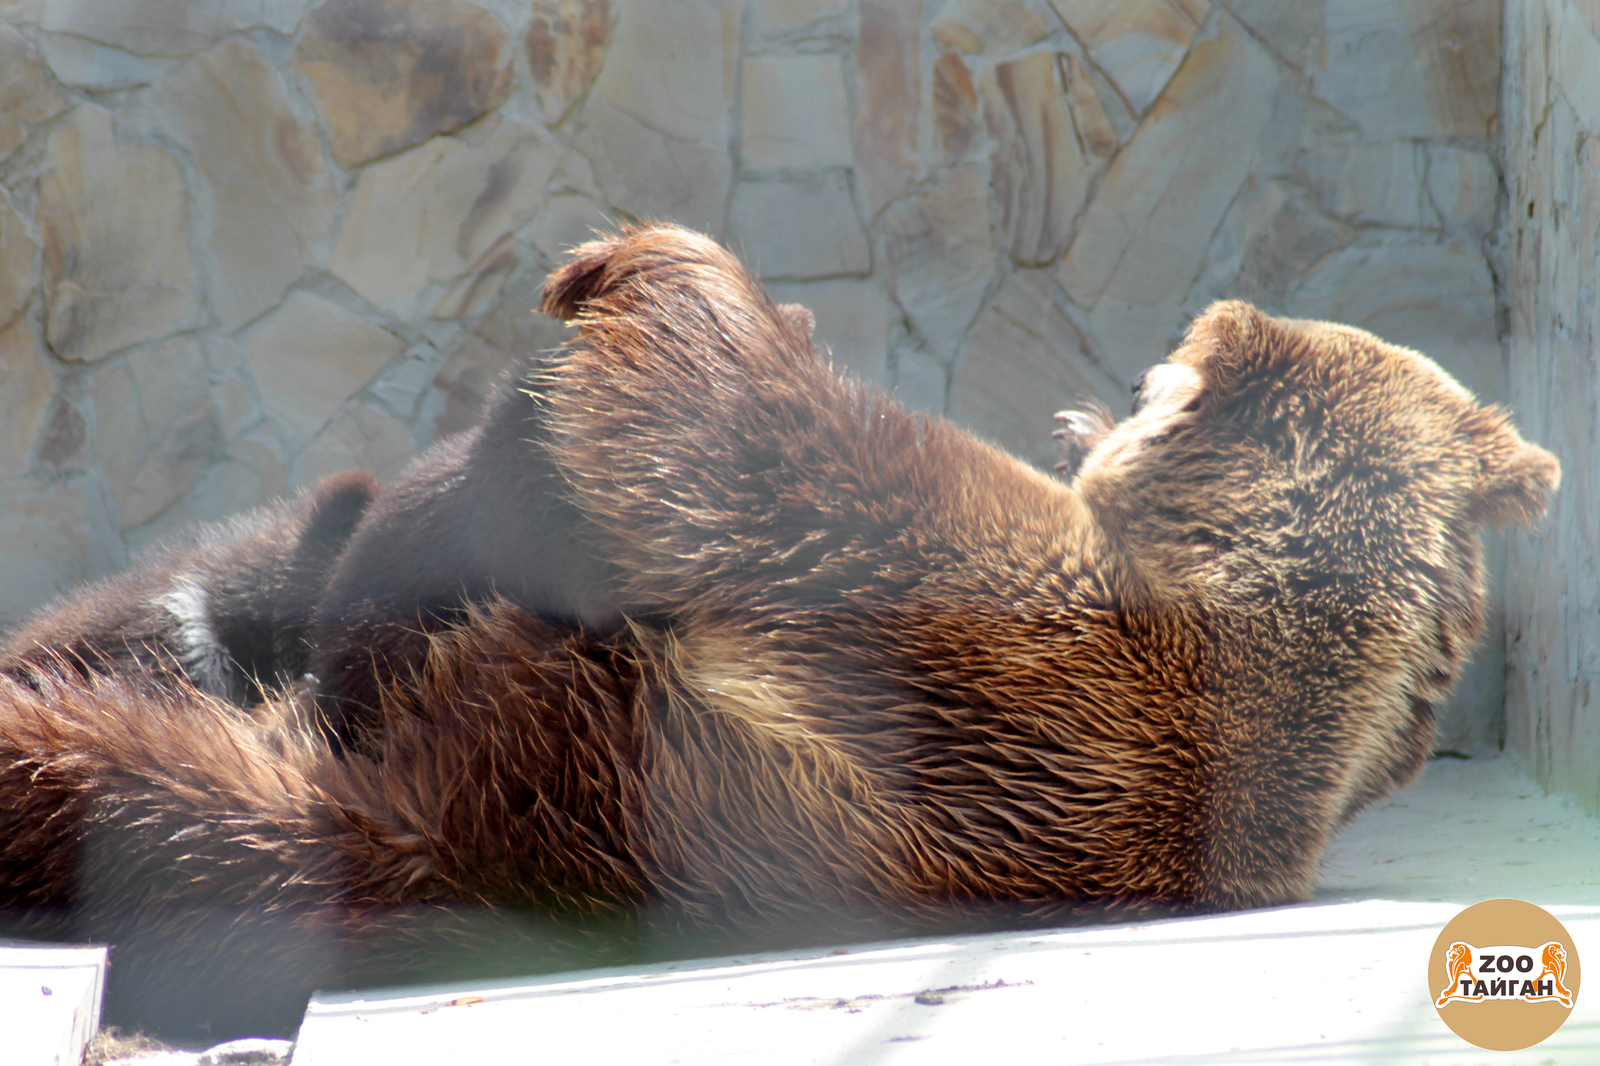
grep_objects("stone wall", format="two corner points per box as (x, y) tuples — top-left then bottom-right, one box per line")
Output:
(1500, 0), (1600, 812)
(0, 0), (1510, 746)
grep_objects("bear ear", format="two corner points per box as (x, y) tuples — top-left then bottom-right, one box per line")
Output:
(541, 230), (629, 321)
(1461, 405), (1561, 527)
(776, 302), (815, 342)
(1470, 435), (1561, 528)
(541, 224), (725, 321)
(1181, 300), (1290, 398)
(303, 470), (380, 551)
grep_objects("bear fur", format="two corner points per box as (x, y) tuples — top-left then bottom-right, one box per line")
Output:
(307, 302), (816, 750)
(2, 472), (378, 706)
(0, 224), (1559, 1040)
(305, 401), (626, 748)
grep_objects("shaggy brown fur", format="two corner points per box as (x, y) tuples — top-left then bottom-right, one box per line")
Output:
(307, 304), (815, 750)
(2, 472), (378, 706)
(0, 631), (645, 1038)
(0, 225), (1558, 1040)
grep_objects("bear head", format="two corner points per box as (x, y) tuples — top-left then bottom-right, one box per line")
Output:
(1069, 301), (1559, 871)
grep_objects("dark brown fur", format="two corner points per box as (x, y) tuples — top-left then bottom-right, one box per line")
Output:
(306, 396), (626, 748)
(2, 472), (378, 706)
(0, 225), (1558, 1039)
(308, 301), (816, 750)
(0, 629), (648, 1038)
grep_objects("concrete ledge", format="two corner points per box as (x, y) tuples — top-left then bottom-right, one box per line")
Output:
(294, 901), (1597, 1064)
(291, 753), (1599, 1064)
(0, 941), (106, 1066)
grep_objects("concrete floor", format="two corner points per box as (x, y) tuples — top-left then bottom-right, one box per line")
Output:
(285, 751), (1600, 1065)
(1316, 751), (1600, 909)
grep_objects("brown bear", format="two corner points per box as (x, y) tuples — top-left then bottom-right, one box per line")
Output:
(2, 471), (378, 706)
(0, 224), (1558, 1041)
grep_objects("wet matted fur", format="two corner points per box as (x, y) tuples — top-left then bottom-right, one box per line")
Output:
(0, 224), (1559, 1039)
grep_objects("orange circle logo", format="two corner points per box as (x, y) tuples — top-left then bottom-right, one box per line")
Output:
(1430, 899), (1581, 1050)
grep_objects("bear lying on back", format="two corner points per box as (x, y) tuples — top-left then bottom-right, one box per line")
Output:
(528, 226), (1560, 907)
(0, 225), (1558, 1039)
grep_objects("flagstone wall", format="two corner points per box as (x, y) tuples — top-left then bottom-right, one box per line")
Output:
(0, 1), (1524, 750)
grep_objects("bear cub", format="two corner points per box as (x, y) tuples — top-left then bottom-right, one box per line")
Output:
(3, 471), (378, 706)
